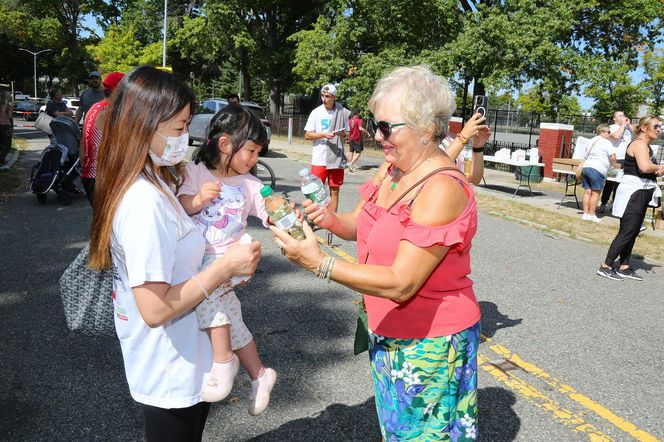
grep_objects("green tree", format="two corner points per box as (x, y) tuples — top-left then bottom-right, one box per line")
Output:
(641, 49), (664, 116)
(582, 57), (644, 121)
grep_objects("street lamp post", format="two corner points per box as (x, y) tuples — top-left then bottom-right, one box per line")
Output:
(19, 48), (51, 98)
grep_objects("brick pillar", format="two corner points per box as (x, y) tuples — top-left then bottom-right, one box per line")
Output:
(448, 117), (463, 135)
(539, 123), (574, 178)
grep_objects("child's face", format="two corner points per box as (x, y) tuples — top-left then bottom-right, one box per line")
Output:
(224, 139), (261, 175)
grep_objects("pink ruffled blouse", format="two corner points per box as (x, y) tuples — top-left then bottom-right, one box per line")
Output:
(357, 171), (481, 338)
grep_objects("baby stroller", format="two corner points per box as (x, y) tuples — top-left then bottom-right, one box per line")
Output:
(30, 117), (85, 205)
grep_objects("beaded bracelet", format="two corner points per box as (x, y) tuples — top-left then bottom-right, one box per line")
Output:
(315, 255), (329, 278)
(191, 275), (210, 299)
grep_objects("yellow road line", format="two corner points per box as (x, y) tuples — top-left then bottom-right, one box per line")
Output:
(488, 344), (659, 442)
(319, 236), (660, 442)
(477, 353), (614, 441)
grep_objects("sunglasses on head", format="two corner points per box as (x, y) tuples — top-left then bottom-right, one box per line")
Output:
(370, 119), (406, 140)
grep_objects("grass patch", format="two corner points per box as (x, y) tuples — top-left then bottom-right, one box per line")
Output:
(12, 138), (28, 150)
(0, 151), (26, 203)
(476, 193), (664, 263)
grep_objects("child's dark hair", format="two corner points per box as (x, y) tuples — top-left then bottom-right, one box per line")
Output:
(193, 105), (267, 172)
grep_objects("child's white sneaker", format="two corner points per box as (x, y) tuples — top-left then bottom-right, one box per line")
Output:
(248, 368), (277, 416)
(201, 354), (239, 403)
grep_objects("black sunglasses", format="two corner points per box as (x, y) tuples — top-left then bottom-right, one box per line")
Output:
(370, 119), (406, 140)
(654, 124), (662, 130)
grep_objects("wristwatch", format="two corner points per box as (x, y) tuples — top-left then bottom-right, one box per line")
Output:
(473, 147), (484, 153)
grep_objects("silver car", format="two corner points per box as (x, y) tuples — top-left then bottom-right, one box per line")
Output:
(189, 99), (272, 155)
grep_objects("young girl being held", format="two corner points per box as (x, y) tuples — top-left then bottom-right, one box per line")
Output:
(178, 106), (276, 415)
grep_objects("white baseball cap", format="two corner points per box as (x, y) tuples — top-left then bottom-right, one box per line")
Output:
(321, 84), (337, 96)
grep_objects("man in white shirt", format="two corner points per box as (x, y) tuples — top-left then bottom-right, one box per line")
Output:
(304, 84), (350, 214)
(599, 110), (634, 213)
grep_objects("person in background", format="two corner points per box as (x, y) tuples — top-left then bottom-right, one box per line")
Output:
(598, 111), (634, 213)
(80, 71), (125, 206)
(580, 124), (617, 222)
(304, 83), (350, 213)
(440, 112), (490, 185)
(226, 93), (240, 106)
(347, 109), (370, 173)
(74, 71), (105, 125)
(88, 66), (261, 441)
(0, 91), (12, 169)
(598, 116), (663, 281)
(273, 65), (481, 441)
(46, 86), (74, 118)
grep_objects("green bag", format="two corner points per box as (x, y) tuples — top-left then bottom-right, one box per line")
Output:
(353, 300), (369, 355)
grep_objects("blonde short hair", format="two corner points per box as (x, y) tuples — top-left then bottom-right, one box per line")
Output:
(368, 65), (456, 141)
(596, 123), (610, 135)
(635, 115), (660, 135)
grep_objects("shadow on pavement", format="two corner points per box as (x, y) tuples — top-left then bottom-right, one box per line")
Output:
(480, 301), (523, 338)
(478, 387), (521, 441)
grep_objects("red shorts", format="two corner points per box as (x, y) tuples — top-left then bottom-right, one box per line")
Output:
(310, 166), (344, 188)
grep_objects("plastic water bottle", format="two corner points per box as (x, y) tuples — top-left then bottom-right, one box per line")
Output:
(299, 168), (330, 208)
(260, 185), (306, 240)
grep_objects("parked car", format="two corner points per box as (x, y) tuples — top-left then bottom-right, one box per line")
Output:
(38, 97), (79, 115)
(189, 99), (272, 155)
(13, 100), (41, 121)
(14, 91), (30, 100)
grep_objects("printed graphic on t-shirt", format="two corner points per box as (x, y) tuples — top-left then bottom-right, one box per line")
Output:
(320, 117), (331, 132)
(196, 184), (245, 244)
(111, 265), (128, 321)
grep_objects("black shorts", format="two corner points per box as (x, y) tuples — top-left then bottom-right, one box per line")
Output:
(349, 140), (364, 153)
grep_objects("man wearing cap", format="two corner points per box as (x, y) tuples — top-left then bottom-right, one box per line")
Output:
(304, 84), (351, 214)
(80, 71), (124, 206)
(74, 71), (105, 125)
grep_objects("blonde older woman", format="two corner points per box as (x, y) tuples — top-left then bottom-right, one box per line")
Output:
(272, 66), (481, 441)
(598, 116), (663, 281)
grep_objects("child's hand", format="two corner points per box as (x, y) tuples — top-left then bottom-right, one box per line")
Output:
(197, 180), (221, 207)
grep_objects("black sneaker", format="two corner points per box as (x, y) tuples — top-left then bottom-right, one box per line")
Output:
(597, 205), (606, 214)
(615, 267), (643, 281)
(597, 266), (624, 281)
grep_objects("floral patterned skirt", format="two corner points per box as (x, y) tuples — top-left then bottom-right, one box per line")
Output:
(368, 321), (480, 441)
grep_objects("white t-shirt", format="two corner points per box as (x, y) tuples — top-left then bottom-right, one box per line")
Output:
(304, 104), (350, 166)
(178, 161), (269, 257)
(110, 175), (212, 408)
(583, 136), (614, 176)
(609, 123), (633, 160)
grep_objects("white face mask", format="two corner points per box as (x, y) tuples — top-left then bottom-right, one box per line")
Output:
(150, 131), (189, 166)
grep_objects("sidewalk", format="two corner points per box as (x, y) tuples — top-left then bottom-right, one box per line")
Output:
(269, 137), (664, 240)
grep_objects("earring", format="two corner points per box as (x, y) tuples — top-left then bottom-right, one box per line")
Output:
(422, 138), (430, 145)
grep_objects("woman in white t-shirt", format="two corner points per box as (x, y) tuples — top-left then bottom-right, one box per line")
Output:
(88, 66), (261, 441)
(580, 124), (617, 222)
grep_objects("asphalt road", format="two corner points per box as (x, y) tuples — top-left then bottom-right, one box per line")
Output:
(1, 134), (662, 441)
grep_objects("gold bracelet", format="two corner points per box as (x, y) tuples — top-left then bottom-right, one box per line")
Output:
(326, 258), (335, 283)
(191, 275), (210, 299)
(457, 133), (469, 145)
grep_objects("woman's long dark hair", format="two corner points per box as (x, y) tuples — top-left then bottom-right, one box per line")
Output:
(193, 105), (267, 173)
(89, 65), (195, 269)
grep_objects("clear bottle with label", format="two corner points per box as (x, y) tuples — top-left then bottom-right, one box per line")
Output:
(299, 168), (330, 208)
(260, 185), (306, 240)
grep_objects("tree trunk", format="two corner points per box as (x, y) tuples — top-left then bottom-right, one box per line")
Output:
(266, 7), (280, 116)
(238, 46), (252, 101)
